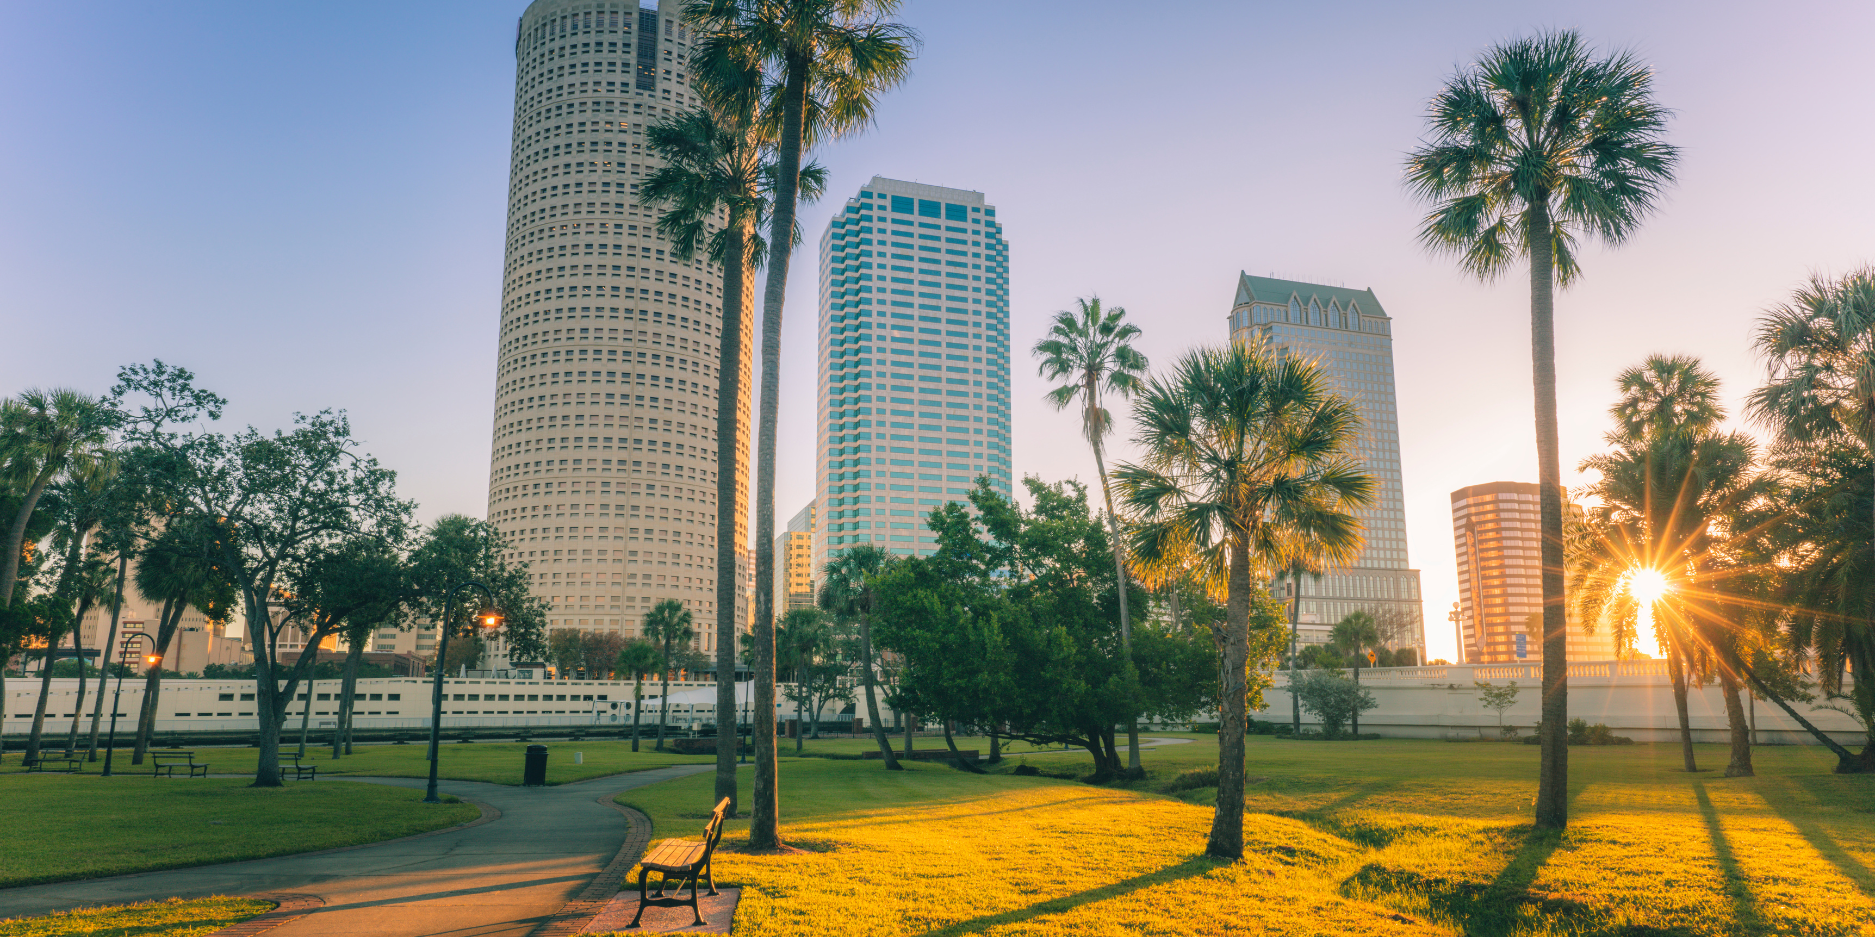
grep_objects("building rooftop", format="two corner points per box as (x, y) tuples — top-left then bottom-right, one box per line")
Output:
(1232, 272), (1389, 320)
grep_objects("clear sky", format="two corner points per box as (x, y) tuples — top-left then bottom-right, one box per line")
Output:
(3, 1), (1870, 663)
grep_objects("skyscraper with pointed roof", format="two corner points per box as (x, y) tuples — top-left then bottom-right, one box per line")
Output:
(1228, 273), (1425, 659)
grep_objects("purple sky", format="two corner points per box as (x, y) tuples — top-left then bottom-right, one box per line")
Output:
(3, 1), (1869, 662)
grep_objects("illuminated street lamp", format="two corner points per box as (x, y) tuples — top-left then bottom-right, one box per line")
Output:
(101, 634), (159, 778)
(423, 580), (502, 804)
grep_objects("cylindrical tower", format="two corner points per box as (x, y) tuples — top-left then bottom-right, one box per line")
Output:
(484, 0), (750, 668)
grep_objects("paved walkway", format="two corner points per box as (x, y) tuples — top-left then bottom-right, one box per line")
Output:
(0, 765), (713, 936)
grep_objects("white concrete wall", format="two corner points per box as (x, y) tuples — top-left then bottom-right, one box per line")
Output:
(1257, 660), (1864, 745)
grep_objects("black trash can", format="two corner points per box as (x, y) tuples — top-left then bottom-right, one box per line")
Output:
(523, 744), (548, 786)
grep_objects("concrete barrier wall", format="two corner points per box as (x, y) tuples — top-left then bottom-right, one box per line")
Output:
(1256, 660), (1864, 745)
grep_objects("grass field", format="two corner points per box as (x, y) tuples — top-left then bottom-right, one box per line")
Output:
(258, 738), (714, 785)
(0, 776), (478, 888)
(0, 897), (271, 937)
(607, 735), (1875, 936)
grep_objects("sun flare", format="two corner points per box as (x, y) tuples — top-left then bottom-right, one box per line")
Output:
(1627, 567), (1672, 606)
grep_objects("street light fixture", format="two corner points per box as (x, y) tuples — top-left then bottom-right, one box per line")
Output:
(102, 634), (158, 778)
(423, 580), (502, 804)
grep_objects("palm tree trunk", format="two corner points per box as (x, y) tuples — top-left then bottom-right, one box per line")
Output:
(1208, 529), (1252, 860)
(713, 209), (752, 815)
(1739, 662), (1860, 772)
(85, 553), (128, 760)
(1666, 635), (1697, 772)
(0, 470), (55, 610)
(1527, 203), (1570, 830)
(657, 652), (671, 751)
(1289, 568), (1303, 735)
(336, 639), (363, 757)
(23, 643), (57, 764)
(297, 675), (315, 761)
(631, 676), (643, 752)
(1719, 667), (1753, 777)
(64, 601), (93, 755)
(857, 611), (901, 769)
(1088, 429), (1140, 772)
(134, 599), (185, 765)
(746, 65), (807, 853)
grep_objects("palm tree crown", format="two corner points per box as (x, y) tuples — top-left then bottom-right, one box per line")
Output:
(1034, 297), (1149, 449)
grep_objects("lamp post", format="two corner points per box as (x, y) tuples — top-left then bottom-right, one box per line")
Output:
(423, 580), (502, 804)
(101, 634), (159, 778)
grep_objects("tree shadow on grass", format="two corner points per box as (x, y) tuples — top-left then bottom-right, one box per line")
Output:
(1267, 780), (1400, 847)
(916, 856), (1223, 936)
(1756, 781), (1875, 894)
(1693, 782), (1767, 935)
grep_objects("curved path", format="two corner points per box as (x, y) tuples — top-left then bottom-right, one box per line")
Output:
(0, 765), (712, 936)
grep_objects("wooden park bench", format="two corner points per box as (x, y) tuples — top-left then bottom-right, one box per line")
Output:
(628, 796), (729, 929)
(281, 753), (318, 781)
(152, 751), (209, 778)
(26, 753), (85, 773)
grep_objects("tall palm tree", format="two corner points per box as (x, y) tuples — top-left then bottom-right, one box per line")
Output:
(1116, 341), (1371, 859)
(642, 599), (695, 752)
(1750, 268), (1875, 770)
(643, 90), (767, 814)
(1330, 609), (1384, 736)
(688, 0), (917, 849)
(1405, 30), (1678, 827)
(819, 544), (901, 769)
(1572, 355), (1763, 776)
(1033, 296), (1150, 770)
(777, 606), (829, 752)
(130, 517), (235, 764)
(617, 640), (664, 753)
(0, 389), (115, 611)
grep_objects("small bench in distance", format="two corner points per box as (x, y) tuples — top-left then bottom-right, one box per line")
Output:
(629, 796), (729, 929)
(152, 751), (209, 778)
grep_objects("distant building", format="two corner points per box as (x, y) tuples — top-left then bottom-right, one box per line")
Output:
(1451, 481), (1614, 662)
(813, 176), (1013, 576)
(1229, 273), (1424, 658)
(775, 501), (818, 615)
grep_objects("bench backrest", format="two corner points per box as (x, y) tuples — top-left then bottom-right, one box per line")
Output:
(700, 797), (730, 860)
(154, 753), (195, 761)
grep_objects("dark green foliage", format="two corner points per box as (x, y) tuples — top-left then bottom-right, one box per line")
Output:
(1290, 669), (1376, 738)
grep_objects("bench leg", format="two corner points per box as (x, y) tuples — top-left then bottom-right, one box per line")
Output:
(627, 867), (652, 928)
(703, 858), (718, 897)
(687, 872), (705, 926)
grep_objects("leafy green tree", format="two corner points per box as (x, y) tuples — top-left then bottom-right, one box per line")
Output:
(1033, 295), (1150, 770)
(580, 630), (626, 681)
(1749, 268), (1875, 771)
(776, 607), (838, 749)
(280, 537), (405, 761)
(1116, 342), (1370, 859)
(687, 0), (917, 850)
(1475, 681), (1521, 736)
(547, 628), (584, 679)
(643, 599), (695, 751)
(818, 544), (901, 769)
(129, 516), (237, 764)
(1291, 669), (1375, 738)
(1406, 30), (1679, 826)
(617, 640), (663, 752)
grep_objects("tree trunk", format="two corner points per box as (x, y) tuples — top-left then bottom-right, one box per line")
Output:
(657, 658), (671, 751)
(905, 712), (915, 760)
(1290, 569), (1304, 734)
(989, 727), (1001, 763)
(1666, 636), (1697, 772)
(85, 553), (129, 760)
(23, 643), (57, 764)
(857, 611), (900, 769)
(336, 640), (363, 758)
(1089, 425), (1139, 771)
(248, 591), (285, 788)
(1739, 662), (1860, 772)
(1527, 203), (1570, 830)
(0, 470), (54, 610)
(1351, 662), (1360, 739)
(713, 208), (752, 817)
(1719, 667), (1753, 777)
(135, 599), (187, 765)
(631, 677), (643, 752)
(63, 602), (92, 755)
(1208, 529), (1252, 859)
(297, 676), (315, 761)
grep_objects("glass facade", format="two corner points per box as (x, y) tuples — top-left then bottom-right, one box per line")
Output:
(811, 176), (1012, 574)
(1228, 273), (1425, 658)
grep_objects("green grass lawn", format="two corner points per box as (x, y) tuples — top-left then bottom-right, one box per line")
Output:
(605, 735), (1875, 936)
(0, 897), (272, 937)
(263, 738), (714, 785)
(0, 776), (478, 888)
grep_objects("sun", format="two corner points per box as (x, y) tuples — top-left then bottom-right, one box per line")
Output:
(1628, 567), (1672, 606)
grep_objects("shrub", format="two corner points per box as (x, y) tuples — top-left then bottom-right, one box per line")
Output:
(1568, 717), (1591, 745)
(1189, 722), (1221, 734)
(1166, 767), (1219, 792)
(1290, 669), (1377, 737)
(1248, 719), (1279, 736)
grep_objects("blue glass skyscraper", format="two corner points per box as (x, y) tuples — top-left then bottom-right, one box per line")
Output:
(811, 177), (1012, 572)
